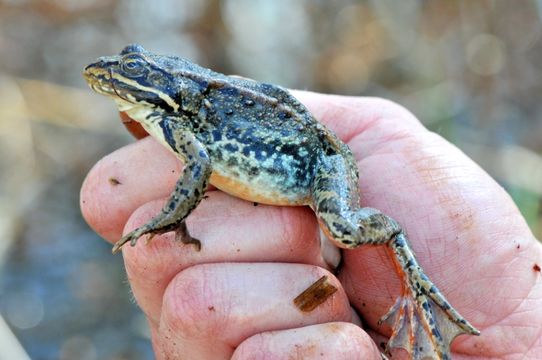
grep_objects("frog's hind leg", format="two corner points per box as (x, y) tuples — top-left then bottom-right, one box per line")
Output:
(311, 155), (479, 359)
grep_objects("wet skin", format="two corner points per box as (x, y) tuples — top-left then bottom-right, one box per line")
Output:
(84, 45), (479, 359)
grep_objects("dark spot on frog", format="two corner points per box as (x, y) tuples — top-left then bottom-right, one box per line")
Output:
(241, 144), (267, 161)
(278, 111), (291, 120)
(248, 166), (260, 176)
(208, 148), (223, 161)
(207, 306), (215, 311)
(422, 301), (430, 312)
(211, 129), (222, 141)
(332, 222), (351, 236)
(223, 143), (239, 152)
(225, 109), (234, 115)
(534, 263), (541, 273)
(219, 87), (239, 98)
(109, 177), (121, 186)
(226, 156), (238, 167)
(517, 244), (520, 249)
(280, 143), (305, 159)
(253, 202), (258, 206)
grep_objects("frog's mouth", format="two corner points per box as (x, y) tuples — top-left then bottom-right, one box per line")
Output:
(84, 64), (139, 112)
(84, 64), (115, 96)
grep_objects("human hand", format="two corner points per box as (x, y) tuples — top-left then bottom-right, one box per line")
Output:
(81, 92), (542, 359)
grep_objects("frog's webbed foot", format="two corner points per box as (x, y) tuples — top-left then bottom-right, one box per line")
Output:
(379, 233), (480, 359)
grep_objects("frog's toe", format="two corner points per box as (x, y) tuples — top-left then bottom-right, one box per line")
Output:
(175, 229), (201, 251)
(174, 221), (202, 251)
(112, 237), (129, 254)
(378, 292), (464, 359)
(112, 227), (149, 254)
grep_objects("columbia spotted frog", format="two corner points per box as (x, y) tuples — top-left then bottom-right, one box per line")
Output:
(83, 45), (479, 359)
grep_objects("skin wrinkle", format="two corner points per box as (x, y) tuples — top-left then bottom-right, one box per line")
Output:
(342, 247), (400, 332)
(164, 265), (225, 339)
(276, 207), (303, 254)
(525, 320), (542, 358)
(458, 242), (542, 358)
(232, 323), (381, 360)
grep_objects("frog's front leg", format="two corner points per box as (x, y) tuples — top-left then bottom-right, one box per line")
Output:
(312, 155), (479, 360)
(112, 121), (211, 254)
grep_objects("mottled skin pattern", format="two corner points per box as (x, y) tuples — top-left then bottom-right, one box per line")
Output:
(83, 45), (479, 360)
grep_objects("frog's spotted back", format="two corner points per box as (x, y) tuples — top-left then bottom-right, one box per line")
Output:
(84, 45), (479, 359)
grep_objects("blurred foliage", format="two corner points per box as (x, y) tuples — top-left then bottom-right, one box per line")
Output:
(0, 0), (540, 359)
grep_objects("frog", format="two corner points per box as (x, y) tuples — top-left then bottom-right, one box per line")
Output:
(83, 44), (479, 360)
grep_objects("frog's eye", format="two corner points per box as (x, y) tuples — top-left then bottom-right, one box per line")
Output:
(121, 56), (147, 77)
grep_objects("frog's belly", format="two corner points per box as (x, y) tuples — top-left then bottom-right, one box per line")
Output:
(209, 170), (310, 206)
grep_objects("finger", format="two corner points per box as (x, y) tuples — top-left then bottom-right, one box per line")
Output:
(122, 191), (325, 323)
(155, 263), (352, 360)
(80, 136), (181, 242)
(232, 322), (381, 360)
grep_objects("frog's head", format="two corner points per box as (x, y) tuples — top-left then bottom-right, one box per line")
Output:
(83, 44), (188, 115)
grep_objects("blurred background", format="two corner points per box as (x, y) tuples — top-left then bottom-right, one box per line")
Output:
(0, 0), (541, 359)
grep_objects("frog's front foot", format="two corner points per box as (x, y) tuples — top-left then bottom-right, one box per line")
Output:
(112, 226), (151, 254)
(112, 221), (202, 254)
(379, 233), (480, 359)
